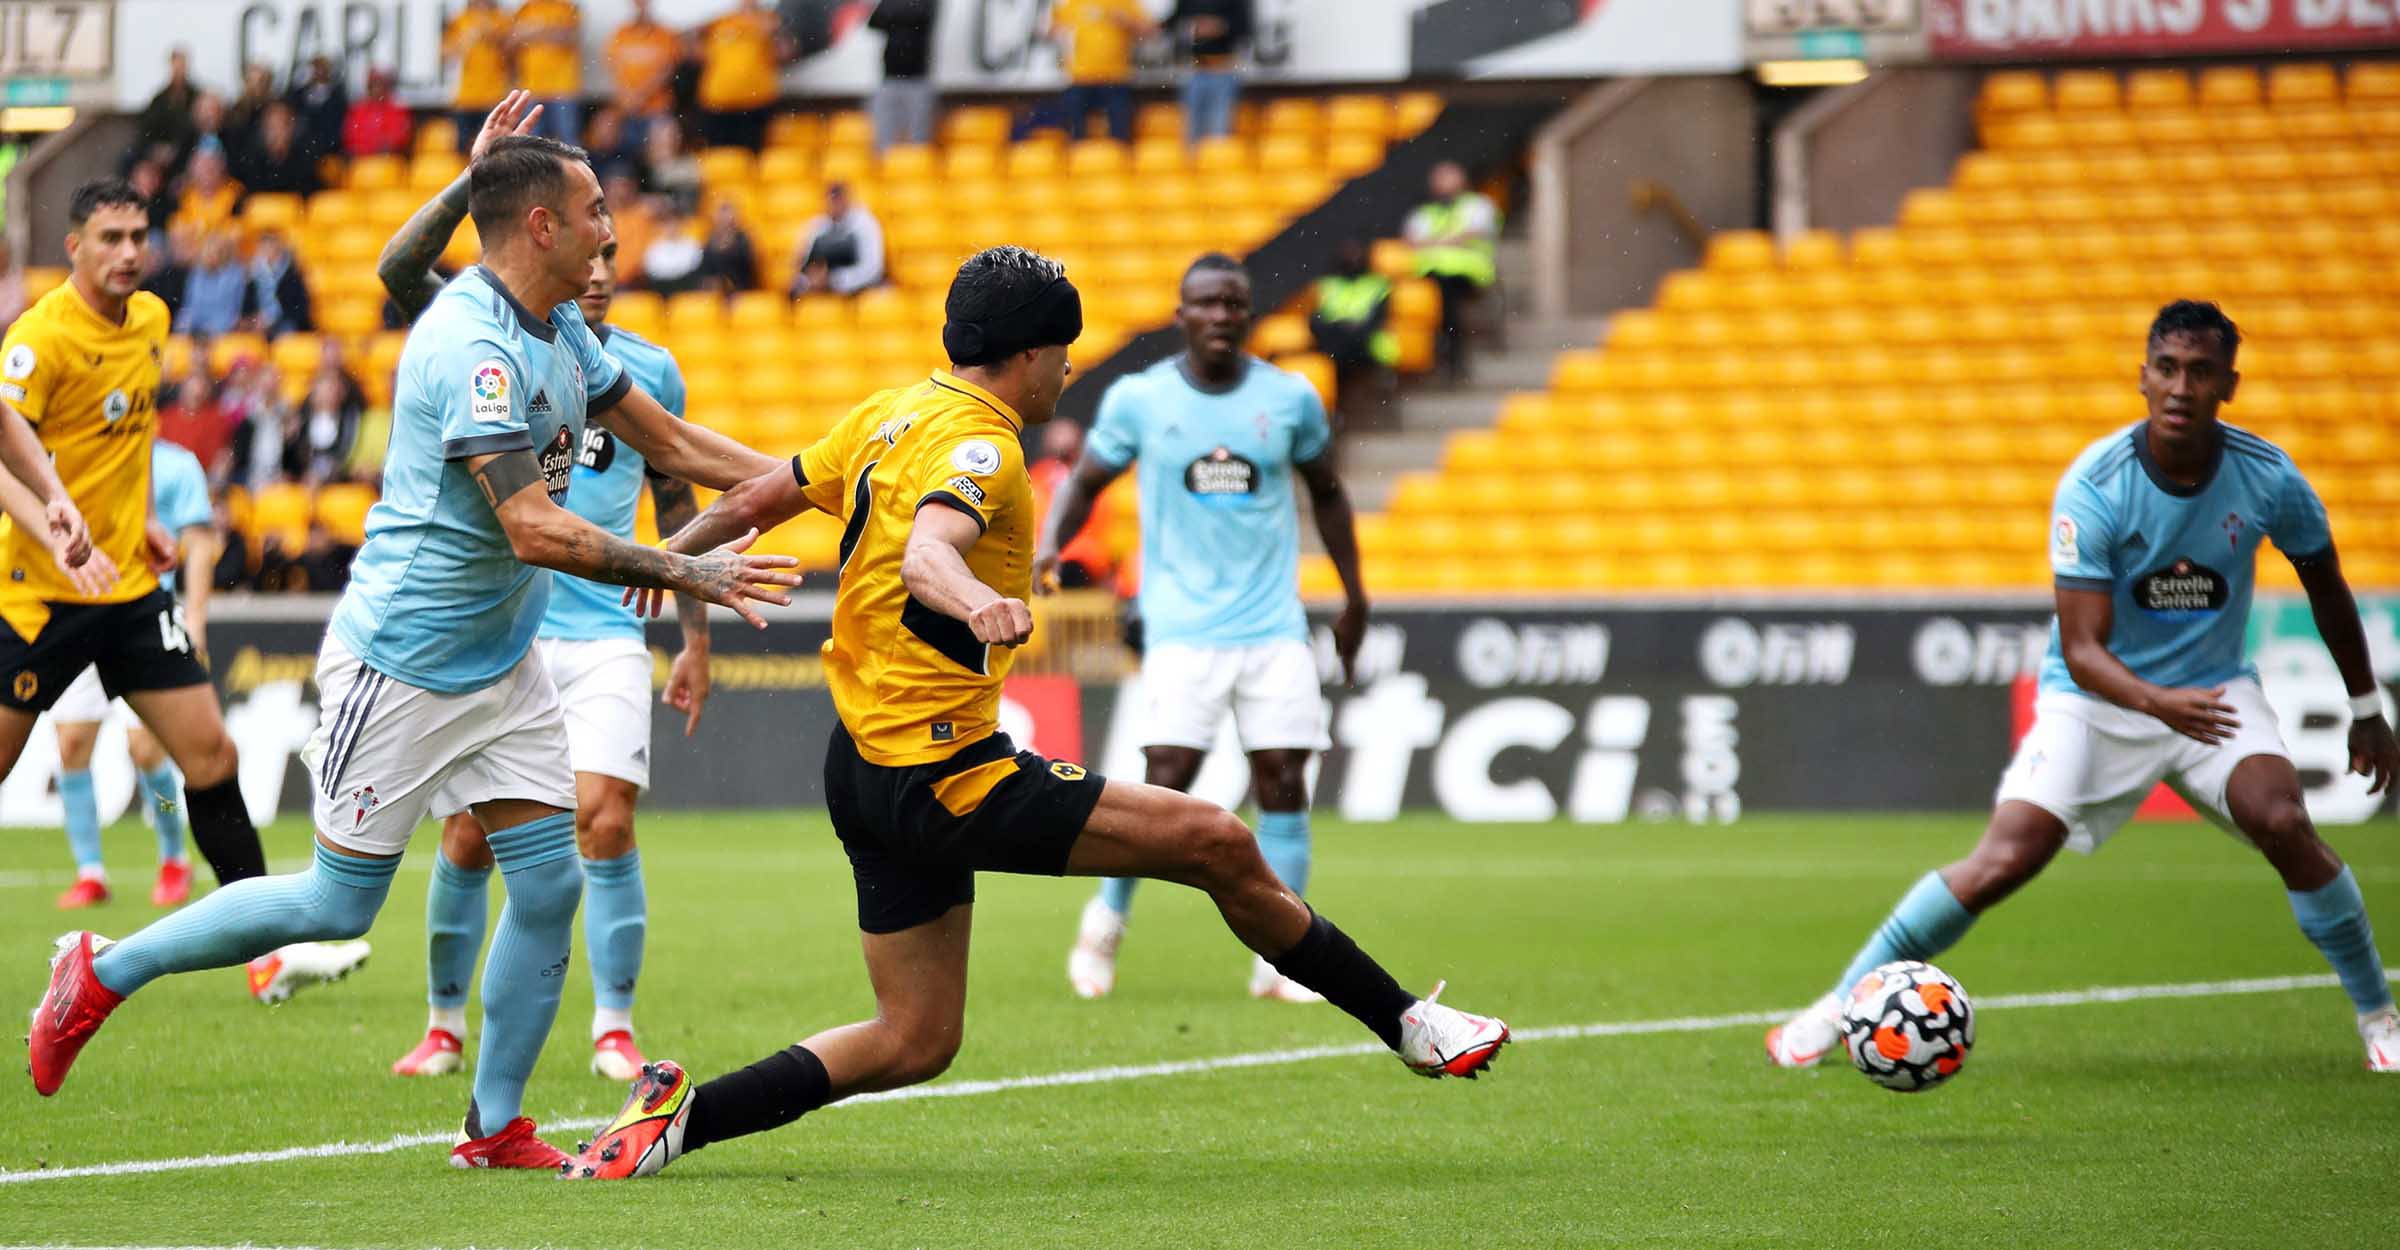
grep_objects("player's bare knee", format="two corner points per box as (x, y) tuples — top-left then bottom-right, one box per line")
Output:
(178, 732), (240, 788)
(575, 803), (636, 861)
(1185, 808), (1265, 890)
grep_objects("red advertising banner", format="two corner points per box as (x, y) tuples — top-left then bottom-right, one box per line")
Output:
(1927, 0), (2400, 59)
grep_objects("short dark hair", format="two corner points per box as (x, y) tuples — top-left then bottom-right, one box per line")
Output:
(1182, 252), (1247, 287)
(68, 178), (146, 229)
(2148, 300), (2240, 366)
(944, 245), (1078, 367)
(469, 134), (591, 241)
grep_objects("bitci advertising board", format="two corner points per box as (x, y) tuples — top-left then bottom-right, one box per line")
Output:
(6, 599), (2390, 830)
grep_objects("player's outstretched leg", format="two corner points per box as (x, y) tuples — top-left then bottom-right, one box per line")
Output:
(564, 904), (975, 1180)
(453, 806), (583, 1169)
(575, 776), (648, 1081)
(2221, 756), (2400, 1071)
(398, 815), (493, 1077)
(1069, 745), (1203, 999)
(1073, 779), (1506, 1078)
(30, 840), (395, 1095)
(1767, 801), (2062, 1069)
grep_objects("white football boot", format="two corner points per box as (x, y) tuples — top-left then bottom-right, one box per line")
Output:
(1067, 896), (1125, 999)
(1248, 955), (1325, 1004)
(2361, 1007), (2400, 1072)
(246, 940), (372, 1004)
(1764, 991), (1845, 1068)
(1396, 982), (1508, 1078)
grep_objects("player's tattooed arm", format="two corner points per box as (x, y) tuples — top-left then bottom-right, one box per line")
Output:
(468, 449), (803, 629)
(1297, 454), (1370, 686)
(376, 90), (545, 320)
(593, 385), (784, 490)
(1032, 453), (1125, 593)
(2293, 548), (2399, 793)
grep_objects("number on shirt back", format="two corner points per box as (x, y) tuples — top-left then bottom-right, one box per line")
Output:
(157, 605), (190, 654)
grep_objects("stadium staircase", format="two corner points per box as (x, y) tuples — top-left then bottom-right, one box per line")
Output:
(1296, 59), (2400, 598)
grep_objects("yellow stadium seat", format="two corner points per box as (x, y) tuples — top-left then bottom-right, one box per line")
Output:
(2269, 62), (2340, 106)
(2350, 62), (2400, 103)
(347, 155), (404, 190)
(205, 332), (271, 377)
(1979, 70), (2048, 116)
(758, 147), (814, 188)
(940, 105), (1010, 147)
(315, 483), (375, 547)
(409, 152), (465, 189)
(1256, 135), (1314, 174)
(1066, 140), (1128, 178)
(1192, 136), (1250, 175)
(764, 112), (820, 150)
(2196, 65), (2262, 109)
(1325, 94), (1392, 141)
(878, 144), (937, 184)
(825, 111), (874, 150)
(440, 218), (481, 269)
(1006, 142), (1065, 180)
(2051, 70), (2120, 113)
(250, 483), (313, 550)
(726, 291), (790, 331)
(241, 192), (305, 237)
(1276, 352), (1336, 411)
(1325, 136), (1385, 178)
(1261, 98), (1323, 136)
(1395, 92), (1443, 135)
(415, 118), (458, 154)
(1779, 230), (1844, 269)
(1702, 231), (1775, 271)
(2123, 68), (2193, 111)
(663, 291), (723, 336)
(1130, 137), (1188, 176)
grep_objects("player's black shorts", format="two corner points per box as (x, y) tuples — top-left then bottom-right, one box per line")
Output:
(823, 724), (1106, 935)
(0, 588), (209, 713)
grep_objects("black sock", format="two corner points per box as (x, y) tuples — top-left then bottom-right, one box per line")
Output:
(183, 777), (266, 885)
(1270, 912), (1416, 1051)
(682, 1044), (832, 1153)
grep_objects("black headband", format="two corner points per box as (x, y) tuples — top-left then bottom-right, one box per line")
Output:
(944, 277), (1083, 366)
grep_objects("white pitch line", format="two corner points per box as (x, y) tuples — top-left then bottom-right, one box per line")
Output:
(0, 969), (2376, 1186)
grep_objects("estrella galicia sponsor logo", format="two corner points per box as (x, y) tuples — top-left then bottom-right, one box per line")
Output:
(1185, 447), (1259, 499)
(2135, 558), (2228, 614)
(540, 425), (575, 499)
(578, 424), (615, 473)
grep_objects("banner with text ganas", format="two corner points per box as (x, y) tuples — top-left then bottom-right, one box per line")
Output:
(1926, 0), (2400, 60)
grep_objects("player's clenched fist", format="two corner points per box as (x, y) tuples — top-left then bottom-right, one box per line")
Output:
(969, 597), (1034, 647)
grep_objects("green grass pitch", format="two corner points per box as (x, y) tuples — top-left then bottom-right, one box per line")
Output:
(2, 810), (2394, 1248)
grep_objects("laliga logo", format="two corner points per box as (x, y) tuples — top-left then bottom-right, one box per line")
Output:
(473, 365), (508, 402)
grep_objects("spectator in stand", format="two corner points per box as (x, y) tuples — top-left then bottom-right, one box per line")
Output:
(603, 173), (657, 286)
(1404, 160), (1499, 384)
(512, 0), (585, 144)
(128, 159), (175, 239)
(786, 182), (885, 297)
(145, 222), (201, 321)
(1028, 419), (1120, 589)
(697, 0), (789, 151)
(293, 372), (360, 484)
(227, 63), (278, 139)
(1050, 0), (1151, 142)
(343, 68), (415, 158)
(172, 92), (231, 178)
(135, 48), (200, 168)
(1168, 0), (1252, 143)
(698, 200), (759, 294)
(173, 151), (243, 240)
(287, 55), (349, 160)
(0, 237), (24, 333)
(226, 363), (293, 492)
(639, 203), (706, 295)
(583, 106), (645, 180)
(313, 339), (370, 416)
(177, 231), (254, 338)
(642, 116), (703, 210)
(606, 0), (684, 149)
(868, 0), (939, 153)
(159, 373), (237, 482)
(1308, 237), (1396, 429)
(443, 0), (512, 152)
(247, 230), (314, 336)
(236, 102), (321, 196)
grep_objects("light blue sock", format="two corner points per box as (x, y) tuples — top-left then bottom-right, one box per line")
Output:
(582, 850), (645, 1014)
(93, 844), (395, 996)
(1834, 870), (1977, 996)
(1255, 810), (1312, 897)
(1098, 876), (1138, 917)
(471, 813), (583, 1129)
(2290, 865), (2393, 1015)
(59, 769), (101, 875)
(139, 765), (186, 864)
(427, 851), (492, 1011)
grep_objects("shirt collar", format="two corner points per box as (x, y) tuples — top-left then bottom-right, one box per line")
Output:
(929, 370), (1023, 432)
(472, 264), (558, 343)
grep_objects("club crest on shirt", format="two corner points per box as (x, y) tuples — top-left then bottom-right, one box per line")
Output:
(2222, 511), (2244, 551)
(2135, 558), (2228, 614)
(3, 345), (32, 379)
(540, 425), (575, 499)
(102, 389), (129, 423)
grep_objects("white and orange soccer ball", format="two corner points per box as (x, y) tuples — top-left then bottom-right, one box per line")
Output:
(1839, 960), (1974, 1093)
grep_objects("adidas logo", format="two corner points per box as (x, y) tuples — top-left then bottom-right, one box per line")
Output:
(528, 389), (553, 416)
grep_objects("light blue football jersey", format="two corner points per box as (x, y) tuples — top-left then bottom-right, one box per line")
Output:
(1086, 355), (1331, 649)
(2038, 421), (2331, 697)
(149, 441), (211, 595)
(330, 266), (628, 694)
(537, 323), (686, 643)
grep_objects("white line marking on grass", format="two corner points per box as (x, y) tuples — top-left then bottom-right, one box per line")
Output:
(0, 969), (2378, 1185)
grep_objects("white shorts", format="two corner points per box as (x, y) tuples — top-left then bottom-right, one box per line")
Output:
(538, 636), (655, 790)
(50, 667), (113, 723)
(1137, 639), (1329, 753)
(302, 636), (576, 856)
(1995, 678), (2291, 854)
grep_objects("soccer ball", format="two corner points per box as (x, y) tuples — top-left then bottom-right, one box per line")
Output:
(1839, 960), (1973, 1093)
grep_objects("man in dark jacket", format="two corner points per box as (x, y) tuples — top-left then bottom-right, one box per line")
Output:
(1167, 0), (1251, 142)
(867, 0), (938, 153)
